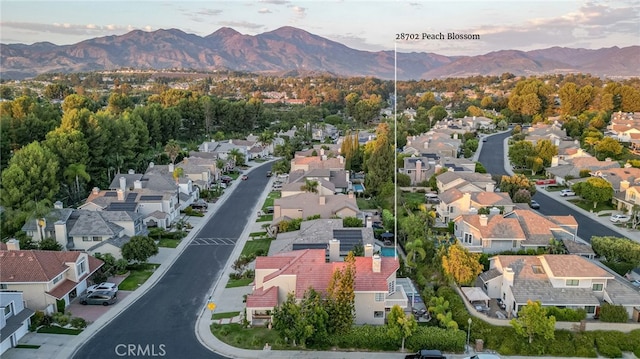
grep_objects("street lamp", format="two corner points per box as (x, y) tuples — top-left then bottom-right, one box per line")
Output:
(466, 318), (472, 353)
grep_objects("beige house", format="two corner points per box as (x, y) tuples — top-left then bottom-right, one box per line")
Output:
(0, 240), (103, 314)
(437, 189), (514, 223)
(290, 150), (346, 172)
(273, 192), (358, 222)
(246, 247), (405, 326)
(280, 169), (350, 197)
(436, 171), (495, 193)
(614, 185), (640, 214)
(480, 255), (640, 320)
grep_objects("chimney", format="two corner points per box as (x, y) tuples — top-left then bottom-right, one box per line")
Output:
(416, 160), (422, 182)
(319, 196), (326, 205)
(6, 238), (20, 251)
(54, 200), (63, 209)
(117, 189), (125, 201)
(134, 180), (142, 189)
(204, 142), (209, 152)
(320, 148), (325, 157)
(321, 155), (327, 161)
(339, 155), (344, 164)
(551, 156), (559, 167)
(554, 138), (560, 146)
(119, 176), (127, 191)
(620, 180), (630, 192)
(54, 220), (68, 249)
(128, 169), (135, 175)
(372, 254), (381, 273)
(348, 191), (354, 199)
(485, 183), (495, 192)
(92, 187), (100, 195)
(365, 216), (372, 228)
(329, 239), (340, 262)
(364, 244), (374, 257)
(168, 163), (174, 173)
(479, 214), (488, 226)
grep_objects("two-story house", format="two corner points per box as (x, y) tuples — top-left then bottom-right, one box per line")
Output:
(272, 192), (359, 224)
(454, 209), (578, 253)
(437, 190), (514, 223)
(245, 247), (405, 326)
(0, 240), (103, 314)
(280, 169), (350, 197)
(480, 254), (640, 320)
(436, 171), (495, 193)
(0, 291), (35, 354)
(614, 185), (640, 214)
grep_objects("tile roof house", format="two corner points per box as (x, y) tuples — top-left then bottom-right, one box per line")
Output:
(437, 189), (514, 223)
(453, 209), (578, 253)
(0, 240), (103, 314)
(614, 185), (640, 215)
(1, 291), (35, 355)
(290, 152), (346, 172)
(436, 171), (495, 193)
(281, 169), (350, 197)
(480, 254), (640, 320)
(245, 248), (405, 325)
(546, 157), (621, 185)
(403, 131), (461, 158)
(272, 192), (359, 224)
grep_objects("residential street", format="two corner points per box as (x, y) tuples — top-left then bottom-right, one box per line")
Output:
(68, 163), (274, 359)
(478, 131), (633, 242)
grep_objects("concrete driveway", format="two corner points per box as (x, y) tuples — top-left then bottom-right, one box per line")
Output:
(68, 290), (132, 323)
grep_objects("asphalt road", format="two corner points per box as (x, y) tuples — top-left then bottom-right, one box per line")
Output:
(73, 164), (273, 359)
(479, 131), (622, 242)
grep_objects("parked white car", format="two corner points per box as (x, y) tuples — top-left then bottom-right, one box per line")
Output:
(87, 282), (118, 294)
(560, 189), (575, 197)
(610, 214), (631, 223)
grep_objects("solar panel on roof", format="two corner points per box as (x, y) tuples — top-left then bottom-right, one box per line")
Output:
(104, 192), (117, 197)
(106, 203), (138, 211)
(333, 229), (363, 251)
(126, 193), (138, 202)
(292, 243), (327, 251)
(139, 195), (163, 201)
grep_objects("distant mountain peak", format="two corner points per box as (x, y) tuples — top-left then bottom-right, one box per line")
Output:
(207, 27), (241, 38)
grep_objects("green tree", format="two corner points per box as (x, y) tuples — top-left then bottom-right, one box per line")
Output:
(427, 105), (448, 124)
(63, 163), (91, 205)
(574, 177), (614, 209)
(164, 139), (181, 164)
(508, 141), (535, 168)
(594, 137), (623, 160)
(364, 122), (394, 196)
(299, 179), (319, 194)
(299, 288), (330, 347)
(404, 237), (427, 271)
(272, 293), (306, 346)
(342, 217), (363, 228)
(1, 141), (59, 212)
(510, 300), (556, 344)
(441, 243), (483, 285)
(227, 148), (246, 167)
(121, 236), (159, 263)
(590, 236), (640, 265)
(500, 174), (537, 199)
(326, 251), (356, 334)
(386, 304), (418, 351)
(39, 237), (63, 251)
(534, 139), (558, 167)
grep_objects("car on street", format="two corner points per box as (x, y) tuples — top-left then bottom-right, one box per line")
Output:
(529, 200), (540, 209)
(560, 189), (575, 197)
(241, 175), (248, 180)
(266, 171), (272, 177)
(610, 214), (631, 223)
(482, 138), (488, 142)
(87, 282), (118, 294)
(405, 349), (446, 359)
(79, 290), (118, 306)
(464, 355), (501, 359)
(631, 280), (640, 288)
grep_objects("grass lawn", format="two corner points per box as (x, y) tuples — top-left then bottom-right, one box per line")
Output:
(157, 238), (180, 248)
(261, 191), (281, 210)
(37, 326), (82, 335)
(240, 239), (272, 257)
(211, 311), (241, 320)
(401, 191), (425, 203)
(256, 214), (273, 222)
(211, 323), (284, 350)
(118, 263), (160, 291)
(249, 231), (268, 239)
(15, 344), (40, 349)
(356, 198), (378, 210)
(226, 278), (253, 288)
(568, 199), (615, 213)
(544, 186), (564, 192)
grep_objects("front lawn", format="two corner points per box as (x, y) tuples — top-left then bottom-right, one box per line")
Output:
(118, 263), (160, 290)
(225, 277), (253, 288)
(261, 191), (281, 210)
(256, 214), (273, 222)
(37, 326), (82, 335)
(157, 238), (180, 248)
(356, 198), (378, 210)
(241, 239), (272, 257)
(212, 311), (241, 320)
(568, 199), (616, 213)
(211, 323), (283, 350)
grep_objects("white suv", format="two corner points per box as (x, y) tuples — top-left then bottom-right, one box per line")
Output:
(560, 189), (575, 197)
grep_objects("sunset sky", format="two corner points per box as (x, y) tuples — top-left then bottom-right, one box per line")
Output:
(1, 0), (638, 55)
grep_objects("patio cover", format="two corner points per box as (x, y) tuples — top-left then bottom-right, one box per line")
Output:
(462, 287), (490, 306)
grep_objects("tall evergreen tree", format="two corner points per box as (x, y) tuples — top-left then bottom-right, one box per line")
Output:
(364, 123), (394, 195)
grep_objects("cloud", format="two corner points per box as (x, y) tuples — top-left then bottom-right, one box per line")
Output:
(259, 0), (290, 4)
(258, 8), (272, 14)
(291, 5), (306, 18)
(195, 9), (223, 16)
(0, 21), (134, 37)
(218, 21), (264, 30)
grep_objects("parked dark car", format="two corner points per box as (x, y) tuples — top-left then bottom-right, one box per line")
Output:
(405, 349), (447, 359)
(79, 290), (117, 306)
(266, 171), (272, 177)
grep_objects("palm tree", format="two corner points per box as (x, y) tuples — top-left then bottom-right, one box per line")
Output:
(404, 237), (427, 270)
(258, 131), (275, 152)
(300, 179), (319, 194)
(228, 148), (245, 167)
(547, 238), (566, 254)
(164, 139), (181, 164)
(64, 163), (91, 204)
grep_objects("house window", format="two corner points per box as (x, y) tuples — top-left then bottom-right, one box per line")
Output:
(512, 240), (518, 248)
(82, 236), (90, 242)
(76, 260), (87, 276)
(374, 311), (384, 318)
(53, 274), (63, 284)
(566, 279), (579, 286)
(375, 293), (385, 302)
(92, 236), (101, 241)
(448, 206), (454, 214)
(592, 283), (603, 291)
(388, 280), (395, 294)
(463, 232), (473, 244)
(532, 265), (545, 274)
(0, 284), (7, 290)
(585, 306), (596, 314)
(4, 304), (12, 317)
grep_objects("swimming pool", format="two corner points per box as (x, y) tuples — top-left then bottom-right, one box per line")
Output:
(380, 247), (396, 257)
(353, 184), (365, 192)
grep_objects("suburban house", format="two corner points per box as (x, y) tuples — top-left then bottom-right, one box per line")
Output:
(1, 291), (35, 355)
(175, 156), (219, 190)
(453, 209), (578, 254)
(272, 192), (359, 223)
(606, 111), (640, 143)
(268, 219), (375, 256)
(523, 122), (567, 145)
(546, 157), (621, 185)
(479, 254), (640, 320)
(294, 144), (342, 158)
(280, 169), (350, 197)
(290, 151), (346, 172)
(437, 189), (514, 223)
(245, 246), (406, 325)
(0, 240), (103, 314)
(199, 138), (268, 161)
(21, 201), (73, 243)
(591, 166), (640, 196)
(311, 123), (339, 141)
(436, 171), (495, 193)
(614, 185), (640, 214)
(400, 156), (437, 186)
(403, 131), (461, 158)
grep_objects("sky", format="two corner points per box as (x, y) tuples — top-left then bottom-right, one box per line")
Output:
(1, 0), (638, 56)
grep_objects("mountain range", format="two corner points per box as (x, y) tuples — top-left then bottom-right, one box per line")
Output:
(1, 26), (638, 80)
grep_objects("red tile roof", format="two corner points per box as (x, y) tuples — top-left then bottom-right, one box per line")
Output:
(0, 250), (103, 283)
(246, 286), (279, 308)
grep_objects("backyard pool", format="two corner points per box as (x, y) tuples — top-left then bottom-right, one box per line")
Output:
(353, 184), (365, 193)
(380, 247), (396, 257)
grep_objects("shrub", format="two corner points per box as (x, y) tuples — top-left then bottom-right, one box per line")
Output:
(545, 307), (586, 322)
(56, 299), (66, 313)
(342, 217), (363, 228)
(52, 312), (70, 327)
(70, 317), (87, 329)
(29, 311), (46, 331)
(599, 303), (628, 322)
